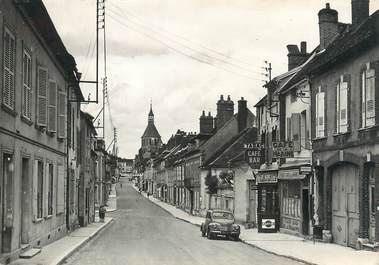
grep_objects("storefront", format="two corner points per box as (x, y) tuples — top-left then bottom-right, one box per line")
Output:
(278, 168), (312, 236)
(257, 171), (279, 233)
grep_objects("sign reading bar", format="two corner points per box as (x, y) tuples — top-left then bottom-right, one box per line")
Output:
(244, 142), (264, 169)
(272, 141), (294, 158)
(299, 166), (312, 174)
(256, 172), (278, 184)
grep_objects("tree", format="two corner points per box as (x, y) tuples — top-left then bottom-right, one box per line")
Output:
(205, 171), (218, 209)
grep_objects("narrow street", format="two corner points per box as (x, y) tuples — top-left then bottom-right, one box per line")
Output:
(64, 178), (302, 265)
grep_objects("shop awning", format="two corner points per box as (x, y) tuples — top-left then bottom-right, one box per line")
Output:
(278, 169), (306, 180)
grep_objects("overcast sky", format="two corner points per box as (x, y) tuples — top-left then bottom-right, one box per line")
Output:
(44, 0), (379, 158)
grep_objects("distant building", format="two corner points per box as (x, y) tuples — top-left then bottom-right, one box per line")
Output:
(141, 104), (162, 158)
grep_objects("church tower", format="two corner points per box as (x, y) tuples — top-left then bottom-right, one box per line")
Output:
(141, 102), (162, 157)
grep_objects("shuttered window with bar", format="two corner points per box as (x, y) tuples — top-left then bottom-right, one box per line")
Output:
(57, 86), (66, 139)
(37, 67), (48, 127)
(336, 75), (350, 133)
(315, 87), (325, 138)
(48, 80), (57, 133)
(361, 63), (376, 128)
(3, 28), (16, 110)
(22, 50), (32, 120)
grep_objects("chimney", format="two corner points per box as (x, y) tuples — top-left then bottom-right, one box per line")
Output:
(216, 95), (234, 129)
(199, 110), (214, 134)
(287, 42), (308, 71)
(352, 0), (369, 28)
(237, 97), (248, 132)
(318, 3), (339, 50)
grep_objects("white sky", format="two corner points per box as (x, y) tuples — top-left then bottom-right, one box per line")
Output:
(44, 0), (379, 158)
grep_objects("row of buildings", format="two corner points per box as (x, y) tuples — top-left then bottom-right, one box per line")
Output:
(0, 1), (117, 263)
(135, 0), (379, 250)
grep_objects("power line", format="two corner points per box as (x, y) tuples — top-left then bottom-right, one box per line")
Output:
(107, 1), (263, 69)
(107, 13), (262, 82)
(107, 6), (262, 76)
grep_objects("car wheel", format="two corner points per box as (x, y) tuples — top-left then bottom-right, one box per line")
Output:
(207, 229), (213, 240)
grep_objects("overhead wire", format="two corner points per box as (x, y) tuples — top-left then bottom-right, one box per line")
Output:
(107, 5), (262, 76)
(107, 1), (263, 70)
(107, 13), (263, 82)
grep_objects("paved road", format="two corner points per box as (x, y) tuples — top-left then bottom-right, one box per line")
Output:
(64, 179), (302, 265)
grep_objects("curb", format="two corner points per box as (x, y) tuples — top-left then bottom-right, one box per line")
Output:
(56, 218), (114, 265)
(239, 238), (317, 265)
(147, 196), (317, 265)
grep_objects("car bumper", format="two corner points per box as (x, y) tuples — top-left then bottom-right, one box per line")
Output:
(209, 230), (240, 237)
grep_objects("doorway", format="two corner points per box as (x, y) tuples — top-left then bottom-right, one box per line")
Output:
(332, 164), (359, 247)
(302, 189), (309, 235)
(21, 158), (30, 244)
(2, 153), (14, 253)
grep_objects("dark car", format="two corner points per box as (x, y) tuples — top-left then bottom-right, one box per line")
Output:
(200, 209), (240, 241)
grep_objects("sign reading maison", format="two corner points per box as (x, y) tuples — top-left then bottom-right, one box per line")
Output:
(272, 141), (294, 158)
(244, 143), (264, 169)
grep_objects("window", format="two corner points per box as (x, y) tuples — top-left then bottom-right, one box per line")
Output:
(57, 87), (66, 138)
(37, 67), (48, 127)
(22, 50), (32, 119)
(336, 75), (349, 133)
(56, 165), (64, 214)
(361, 64), (376, 128)
(48, 80), (57, 133)
(291, 113), (301, 152)
(3, 28), (16, 110)
(315, 88), (325, 138)
(48, 163), (54, 215)
(37, 161), (43, 219)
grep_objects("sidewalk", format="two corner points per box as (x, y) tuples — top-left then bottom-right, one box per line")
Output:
(134, 186), (379, 265)
(10, 218), (113, 265)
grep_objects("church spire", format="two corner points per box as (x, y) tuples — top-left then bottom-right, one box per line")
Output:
(148, 100), (154, 124)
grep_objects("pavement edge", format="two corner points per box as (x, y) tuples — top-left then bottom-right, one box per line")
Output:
(56, 218), (115, 265)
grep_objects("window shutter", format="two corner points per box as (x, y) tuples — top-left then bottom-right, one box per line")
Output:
(48, 81), (57, 133)
(37, 67), (48, 127)
(291, 113), (301, 152)
(67, 106), (71, 146)
(344, 74), (351, 132)
(57, 165), (65, 214)
(43, 163), (49, 217)
(366, 70), (375, 126)
(58, 88), (66, 139)
(361, 68), (366, 127)
(373, 61), (379, 125)
(339, 77), (349, 133)
(287, 117), (291, 141)
(3, 29), (16, 110)
(335, 81), (340, 133)
(22, 51), (32, 119)
(317, 92), (325, 137)
(32, 160), (38, 221)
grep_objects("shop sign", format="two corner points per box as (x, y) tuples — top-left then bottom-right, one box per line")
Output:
(299, 166), (312, 174)
(278, 169), (306, 180)
(244, 143), (265, 169)
(261, 219), (276, 229)
(256, 172), (277, 183)
(272, 141), (294, 158)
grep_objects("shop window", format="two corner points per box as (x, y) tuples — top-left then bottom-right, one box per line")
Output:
(281, 181), (301, 218)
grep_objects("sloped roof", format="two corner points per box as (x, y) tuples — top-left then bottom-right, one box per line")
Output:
(204, 127), (258, 168)
(282, 11), (379, 91)
(142, 123), (161, 138)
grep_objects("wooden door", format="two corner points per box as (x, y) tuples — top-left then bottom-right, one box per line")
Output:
(332, 164), (359, 247)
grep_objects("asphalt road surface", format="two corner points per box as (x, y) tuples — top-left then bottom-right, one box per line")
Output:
(64, 179), (302, 265)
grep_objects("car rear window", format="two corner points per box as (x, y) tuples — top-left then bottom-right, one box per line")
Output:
(212, 212), (233, 220)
